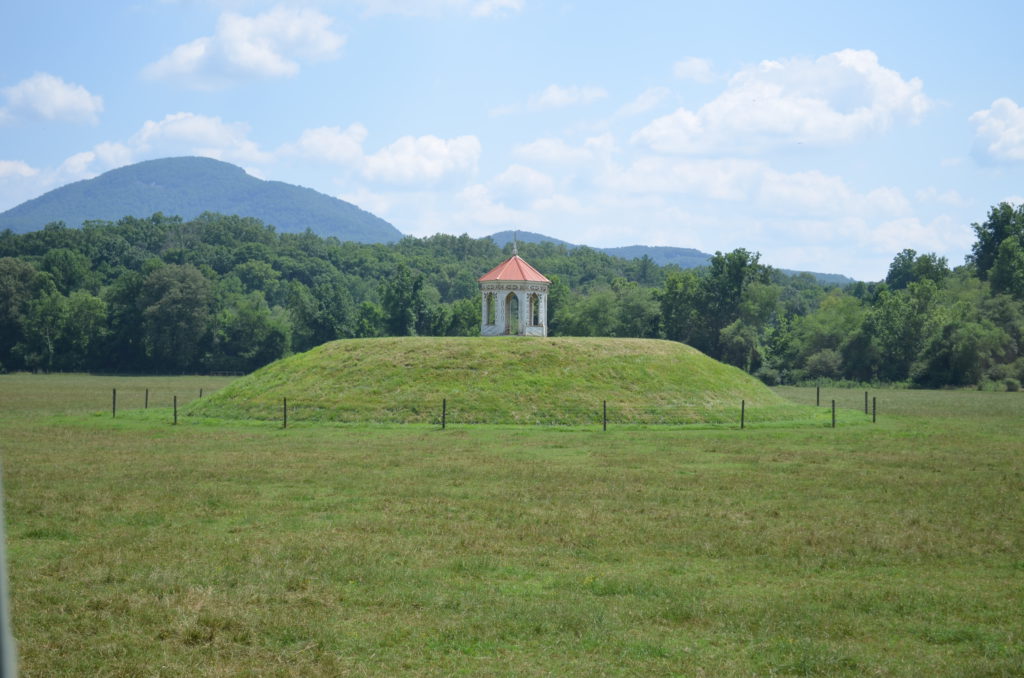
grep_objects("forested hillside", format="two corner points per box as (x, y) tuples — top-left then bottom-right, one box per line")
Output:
(1, 202), (1023, 389)
(0, 157), (403, 244)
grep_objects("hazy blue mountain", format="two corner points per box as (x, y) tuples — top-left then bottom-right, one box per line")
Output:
(600, 245), (711, 269)
(488, 230), (576, 249)
(777, 270), (857, 286)
(487, 230), (858, 284)
(0, 156), (403, 243)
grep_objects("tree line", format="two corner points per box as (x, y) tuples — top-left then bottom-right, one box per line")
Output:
(1, 203), (1023, 389)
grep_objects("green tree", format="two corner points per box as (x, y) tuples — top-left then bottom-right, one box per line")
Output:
(41, 248), (94, 294)
(17, 291), (68, 370)
(554, 288), (618, 336)
(140, 264), (214, 371)
(380, 265), (425, 336)
(103, 269), (149, 371)
(210, 292), (290, 372)
(867, 281), (937, 382)
(658, 270), (699, 344)
(0, 257), (47, 370)
(59, 291), (108, 370)
(885, 249), (950, 290)
(661, 249), (770, 359)
(354, 301), (385, 338)
(968, 202), (1024, 279)
(447, 298), (480, 336)
(613, 279), (660, 338)
(989, 237), (1024, 298)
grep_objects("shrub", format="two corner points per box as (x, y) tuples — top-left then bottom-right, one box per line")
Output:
(1006, 378), (1020, 392)
(986, 363), (1012, 382)
(755, 366), (781, 386)
(804, 349), (843, 380)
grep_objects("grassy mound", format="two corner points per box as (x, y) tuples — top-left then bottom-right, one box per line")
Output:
(187, 336), (811, 425)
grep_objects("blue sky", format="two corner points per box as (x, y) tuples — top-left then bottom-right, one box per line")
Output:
(1, 0), (1022, 280)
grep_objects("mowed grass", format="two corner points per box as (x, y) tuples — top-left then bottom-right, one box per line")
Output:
(0, 375), (1022, 676)
(187, 337), (815, 425)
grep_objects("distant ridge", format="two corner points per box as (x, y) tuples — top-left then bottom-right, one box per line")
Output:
(487, 230), (857, 284)
(0, 156), (403, 244)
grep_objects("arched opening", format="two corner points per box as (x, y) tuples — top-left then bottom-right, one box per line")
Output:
(485, 292), (495, 325)
(529, 293), (540, 326)
(505, 292), (519, 335)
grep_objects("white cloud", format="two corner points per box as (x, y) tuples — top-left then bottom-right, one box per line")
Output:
(455, 184), (529, 227)
(514, 133), (616, 165)
(338, 186), (395, 216)
(493, 164), (555, 198)
(470, 0), (523, 17)
(495, 84), (608, 115)
(280, 124), (367, 165)
(758, 170), (910, 218)
(915, 187), (967, 207)
(0, 144), (136, 212)
(357, 0), (522, 17)
(531, 193), (589, 216)
(1, 73), (103, 124)
(634, 49), (930, 153)
(144, 6), (344, 88)
(673, 57), (714, 83)
(616, 87), (671, 117)
(607, 156), (911, 221)
(864, 215), (972, 256)
(0, 160), (38, 179)
(607, 157), (764, 201)
(530, 84), (607, 110)
(363, 134), (481, 184)
(515, 138), (590, 164)
(133, 112), (270, 164)
(970, 97), (1024, 163)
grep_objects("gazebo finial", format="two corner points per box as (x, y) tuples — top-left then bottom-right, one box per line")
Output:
(512, 229), (518, 256)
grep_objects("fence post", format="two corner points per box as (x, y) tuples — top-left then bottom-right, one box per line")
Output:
(603, 400), (607, 431)
(112, 388), (117, 418)
(741, 400), (745, 429)
(145, 388), (149, 409)
(173, 396), (178, 425)
(816, 385), (820, 407)
(831, 400), (836, 428)
(872, 397), (876, 423)
(283, 397), (287, 429)
(199, 388), (203, 399)
(442, 398), (446, 430)
(864, 391), (868, 414)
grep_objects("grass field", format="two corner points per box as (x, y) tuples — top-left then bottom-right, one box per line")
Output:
(0, 374), (1021, 676)
(187, 337), (817, 426)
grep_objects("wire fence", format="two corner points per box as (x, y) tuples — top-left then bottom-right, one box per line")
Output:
(103, 385), (879, 430)
(97, 381), (887, 430)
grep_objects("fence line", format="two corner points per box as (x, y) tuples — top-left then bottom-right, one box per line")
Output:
(100, 386), (879, 429)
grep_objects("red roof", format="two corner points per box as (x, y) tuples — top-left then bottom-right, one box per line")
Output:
(478, 255), (551, 283)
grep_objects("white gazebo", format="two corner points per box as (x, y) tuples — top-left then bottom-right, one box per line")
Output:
(478, 252), (551, 337)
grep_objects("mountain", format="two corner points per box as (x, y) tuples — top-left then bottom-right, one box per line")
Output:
(487, 230), (857, 284)
(599, 245), (711, 269)
(0, 156), (403, 243)
(487, 230), (709, 267)
(487, 230), (576, 249)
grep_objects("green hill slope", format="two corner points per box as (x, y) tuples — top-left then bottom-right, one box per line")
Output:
(0, 156), (403, 243)
(187, 336), (813, 425)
